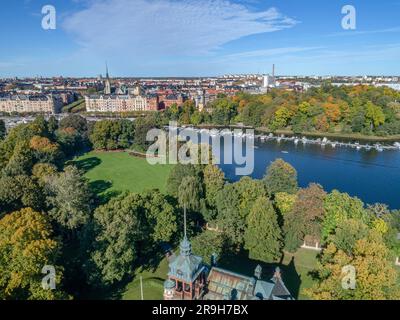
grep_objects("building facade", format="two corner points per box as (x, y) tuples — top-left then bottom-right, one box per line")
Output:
(85, 94), (159, 112)
(159, 94), (186, 109)
(163, 209), (294, 301)
(0, 94), (63, 114)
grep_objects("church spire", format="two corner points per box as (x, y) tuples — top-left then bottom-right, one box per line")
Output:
(105, 61), (109, 79)
(180, 205), (192, 256)
(104, 62), (111, 95)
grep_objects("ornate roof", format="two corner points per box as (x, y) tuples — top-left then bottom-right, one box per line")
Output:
(204, 266), (294, 301)
(167, 236), (205, 284)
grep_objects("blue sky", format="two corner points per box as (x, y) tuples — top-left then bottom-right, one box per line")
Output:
(1, 0), (400, 77)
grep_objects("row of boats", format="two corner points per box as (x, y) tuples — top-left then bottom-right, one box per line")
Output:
(177, 127), (400, 152)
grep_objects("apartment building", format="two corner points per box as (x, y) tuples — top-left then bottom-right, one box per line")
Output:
(0, 94), (63, 114)
(85, 94), (160, 112)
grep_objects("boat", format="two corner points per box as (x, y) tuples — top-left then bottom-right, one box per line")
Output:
(374, 144), (384, 152)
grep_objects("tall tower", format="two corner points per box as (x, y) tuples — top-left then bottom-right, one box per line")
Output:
(272, 64), (276, 87)
(164, 206), (207, 300)
(104, 62), (111, 95)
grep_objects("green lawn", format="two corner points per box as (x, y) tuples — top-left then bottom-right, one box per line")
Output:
(121, 248), (318, 300)
(122, 258), (169, 300)
(72, 151), (173, 196)
(219, 248), (318, 300)
(281, 249), (319, 300)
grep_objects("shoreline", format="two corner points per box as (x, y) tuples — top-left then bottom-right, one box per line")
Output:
(255, 128), (400, 143)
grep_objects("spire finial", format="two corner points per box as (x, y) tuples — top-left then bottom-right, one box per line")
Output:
(105, 61), (109, 79)
(179, 204), (191, 256)
(184, 204), (187, 239)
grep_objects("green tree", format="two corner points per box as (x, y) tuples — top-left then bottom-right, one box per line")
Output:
(244, 196), (283, 263)
(141, 190), (178, 243)
(210, 98), (238, 125)
(90, 120), (133, 151)
(0, 175), (44, 213)
(133, 115), (158, 151)
(56, 127), (86, 157)
(191, 230), (227, 265)
(215, 184), (245, 248)
(47, 116), (58, 137)
(178, 176), (203, 212)
(59, 114), (88, 134)
(87, 193), (145, 285)
(167, 164), (202, 197)
(328, 218), (369, 255)
(263, 159), (298, 196)
(46, 166), (92, 234)
(203, 164), (225, 209)
(234, 177), (268, 220)
(2, 140), (34, 176)
(322, 191), (370, 242)
(270, 107), (293, 130)
(0, 120), (6, 140)
(365, 102), (385, 130)
(86, 191), (178, 286)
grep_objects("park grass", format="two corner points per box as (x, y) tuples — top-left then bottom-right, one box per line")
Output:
(122, 258), (169, 300)
(219, 248), (318, 300)
(72, 151), (173, 196)
(121, 248), (318, 300)
(281, 249), (319, 300)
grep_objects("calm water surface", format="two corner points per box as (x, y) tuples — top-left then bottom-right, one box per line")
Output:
(218, 140), (400, 209)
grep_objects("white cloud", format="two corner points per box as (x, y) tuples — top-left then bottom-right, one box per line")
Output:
(224, 46), (323, 59)
(62, 0), (298, 57)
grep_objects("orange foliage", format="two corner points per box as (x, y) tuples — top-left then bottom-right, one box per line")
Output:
(29, 136), (58, 153)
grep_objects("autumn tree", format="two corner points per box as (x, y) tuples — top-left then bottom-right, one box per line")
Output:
(283, 184), (326, 252)
(270, 107), (293, 130)
(0, 208), (66, 300)
(305, 229), (400, 300)
(29, 135), (63, 166)
(274, 192), (297, 215)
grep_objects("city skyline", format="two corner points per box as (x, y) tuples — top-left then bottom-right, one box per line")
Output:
(1, 0), (400, 77)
